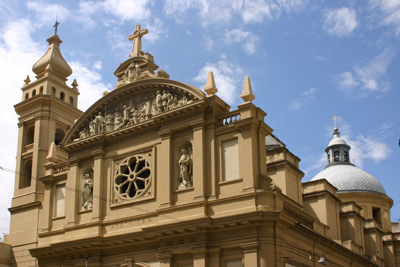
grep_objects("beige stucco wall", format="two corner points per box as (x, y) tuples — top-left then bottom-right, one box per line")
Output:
(0, 243), (11, 267)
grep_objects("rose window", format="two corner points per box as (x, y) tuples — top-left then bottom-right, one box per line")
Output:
(114, 155), (151, 200)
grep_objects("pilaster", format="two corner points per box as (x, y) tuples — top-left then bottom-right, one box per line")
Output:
(65, 159), (79, 227)
(92, 151), (105, 222)
(192, 248), (207, 267)
(38, 175), (55, 233)
(241, 242), (258, 267)
(192, 122), (205, 201)
(159, 130), (172, 208)
(158, 252), (172, 267)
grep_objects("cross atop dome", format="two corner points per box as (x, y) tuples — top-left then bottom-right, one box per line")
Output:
(330, 109), (341, 132)
(128, 24), (148, 58)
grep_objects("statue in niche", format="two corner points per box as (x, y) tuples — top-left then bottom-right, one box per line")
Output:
(178, 147), (193, 189)
(82, 172), (93, 211)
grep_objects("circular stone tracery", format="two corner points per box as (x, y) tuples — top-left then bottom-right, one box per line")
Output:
(114, 154), (151, 200)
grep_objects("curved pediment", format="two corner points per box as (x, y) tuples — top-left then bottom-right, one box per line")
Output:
(62, 78), (206, 147)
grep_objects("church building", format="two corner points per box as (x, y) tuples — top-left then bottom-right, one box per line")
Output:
(2, 25), (400, 267)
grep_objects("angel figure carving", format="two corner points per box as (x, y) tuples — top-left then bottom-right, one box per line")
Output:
(179, 147), (192, 188)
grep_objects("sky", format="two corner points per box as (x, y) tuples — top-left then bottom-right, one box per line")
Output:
(0, 0), (399, 240)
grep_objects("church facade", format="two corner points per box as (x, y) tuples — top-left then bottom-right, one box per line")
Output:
(3, 25), (400, 267)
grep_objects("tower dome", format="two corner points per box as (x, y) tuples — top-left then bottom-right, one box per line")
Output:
(311, 113), (387, 195)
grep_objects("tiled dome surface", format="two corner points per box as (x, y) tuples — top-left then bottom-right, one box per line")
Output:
(311, 164), (386, 195)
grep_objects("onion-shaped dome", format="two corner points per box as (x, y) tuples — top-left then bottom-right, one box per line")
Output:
(32, 34), (72, 79)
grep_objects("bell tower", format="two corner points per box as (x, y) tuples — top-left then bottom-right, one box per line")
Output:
(6, 31), (82, 265)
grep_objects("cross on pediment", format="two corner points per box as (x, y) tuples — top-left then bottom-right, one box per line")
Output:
(128, 24), (148, 58)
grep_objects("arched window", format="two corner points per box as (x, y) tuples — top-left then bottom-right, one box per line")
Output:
(19, 159), (32, 189)
(39, 86), (44, 94)
(26, 126), (35, 145)
(25, 93), (29, 100)
(32, 89), (36, 96)
(51, 87), (56, 95)
(60, 92), (65, 101)
(54, 128), (65, 146)
(69, 96), (74, 105)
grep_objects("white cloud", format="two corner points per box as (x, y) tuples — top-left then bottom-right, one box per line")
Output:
(288, 101), (302, 111)
(341, 133), (391, 168)
(103, 0), (152, 21)
(194, 57), (244, 105)
(370, 0), (400, 35)
(339, 72), (359, 88)
(27, 1), (71, 26)
(93, 61), (102, 70)
(288, 88), (317, 111)
(324, 7), (358, 37)
(224, 29), (259, 54)
(69, 61), (111, 111)
(143, 18), (167, 43)
(302, 87), (317, 96)
(76, 1), (104, 28)
(163, 0), (307, 25)
(338, 47), (396, 96)
(0, 19), (45, 239)
(315, 55), (329, 62)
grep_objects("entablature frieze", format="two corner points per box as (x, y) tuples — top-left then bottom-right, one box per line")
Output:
(15, 94), (82, 118)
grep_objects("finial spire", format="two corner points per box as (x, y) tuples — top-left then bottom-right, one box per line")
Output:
(330, 108), (341, 133)
(240, 76), (255, 103)
(204, 71), (218, 96)
(53, 17), (60, 34)
(23, 75), (31, 87)
(128, 24), (148, 58)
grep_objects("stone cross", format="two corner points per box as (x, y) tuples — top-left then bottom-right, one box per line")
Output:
(128, 24), (148, 58)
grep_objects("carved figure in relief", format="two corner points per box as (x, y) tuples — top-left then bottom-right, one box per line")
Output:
(142, 95), (152, 120)
(105, 111), (114, 133)
(155, 91), (162, 114)
(79, 128), (89, 139)
(123, 62), (143, 84)
(179, 148), (192, 188)
(82, 173), (93, 211)
(75, 91), (196, 141)
(116, 104), (132, 130)
(166, 91), (173, 110)
(161, 90), (168, 111)
(114, 111), (123, 130)
(89, 121), (95, 136)
(94, 112), (105, 134)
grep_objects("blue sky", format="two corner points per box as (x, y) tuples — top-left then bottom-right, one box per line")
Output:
(0, 0), (399, 239)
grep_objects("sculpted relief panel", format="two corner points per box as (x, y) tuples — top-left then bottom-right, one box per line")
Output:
(77, 90), (194, 141)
